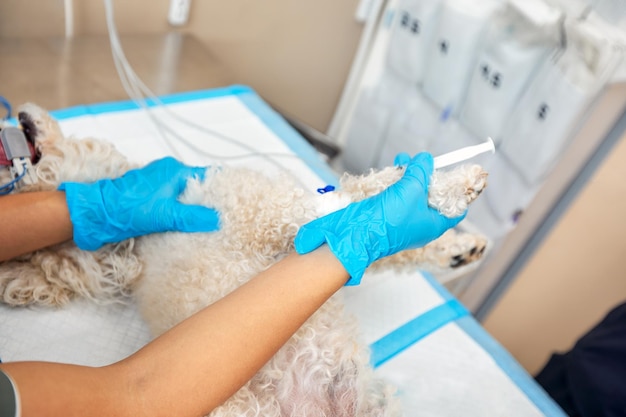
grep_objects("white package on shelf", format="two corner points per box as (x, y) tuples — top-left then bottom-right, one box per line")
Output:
(421, 0), (501, 116)
(459, 0), (563, 142)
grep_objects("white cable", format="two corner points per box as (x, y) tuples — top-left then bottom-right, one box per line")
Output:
(64, 0), (74, 39)
(102, 0), (316, 187)
(103, 0), (498, 187)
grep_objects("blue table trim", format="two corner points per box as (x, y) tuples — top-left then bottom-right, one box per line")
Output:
(370, 299), (469, 368)
(48, 85), (253, 120)
(31, 85), (337, 186)
(371, 270), (567, 416)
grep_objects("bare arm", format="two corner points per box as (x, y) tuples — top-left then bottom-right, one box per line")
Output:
(0, 247), (349, 417)
(0, 158), (220, 261)
(0, 191), (72, 262)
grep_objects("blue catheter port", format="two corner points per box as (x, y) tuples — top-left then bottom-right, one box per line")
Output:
(317, 185), (336, 194)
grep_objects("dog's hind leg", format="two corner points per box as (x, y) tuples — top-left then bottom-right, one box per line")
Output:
(334, 163), (489, 273)
(428, 164), (488, 218)
(0, 259), (76, 306)
(0, 241), (142, 307)
(337, 164), (487, 219)
(370, 229), (488, 273)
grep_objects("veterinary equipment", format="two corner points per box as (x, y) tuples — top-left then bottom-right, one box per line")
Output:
(103, 0), (311, 184)
(433, 137), (495, 169)
(0, 126), (37, 194)
(0, 87), (566, 416)
(329, 0), (626, 317)
(0, 96), (11, 120)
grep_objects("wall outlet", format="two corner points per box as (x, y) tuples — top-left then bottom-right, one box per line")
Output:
(355, 0), (375, 23)
(168, 0), (191, 26)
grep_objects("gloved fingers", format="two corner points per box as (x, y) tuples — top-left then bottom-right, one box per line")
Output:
(162, 160), (208, 192)
(425, 208), (466, 243)
(141, 157), (208, 192)
(402, 152), (434, 187)
(170, 202), (221, 233)
(437, 208), (467, 229)
(169, 166), (208, 197)
(294, 221), (329, 255)
(393, 152), (411, 166)
(172, 162), (207, 184)
(188, 166), (208, 182)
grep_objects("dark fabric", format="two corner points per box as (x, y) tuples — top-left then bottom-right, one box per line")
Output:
(535, 352), (580, 416)
(0, 369), (17, 417)
(536, 302), (626, 417)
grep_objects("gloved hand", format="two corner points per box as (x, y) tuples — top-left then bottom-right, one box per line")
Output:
(59, 157), (220, 251)
(295, 152), (465, 285)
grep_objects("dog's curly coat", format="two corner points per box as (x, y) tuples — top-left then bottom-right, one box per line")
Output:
(0, 103), (488, 416)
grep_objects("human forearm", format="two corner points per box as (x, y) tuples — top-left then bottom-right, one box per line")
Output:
(116, 247), (348, 416)
(0, 191), (72, 261)
(0, 247), (348, 417)
(0, 158), (221, 262)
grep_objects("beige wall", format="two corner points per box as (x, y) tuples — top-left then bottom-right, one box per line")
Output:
(483, 130), (626, 375)
(187, 1), (364, 132)
(0, 1), (171, 37)
(0, 0), (362, 132)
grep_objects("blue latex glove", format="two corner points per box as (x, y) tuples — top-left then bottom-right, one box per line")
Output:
(393, 152), (412, 166)
(295, 152), (465, 285)
(59, 157), (220, 251)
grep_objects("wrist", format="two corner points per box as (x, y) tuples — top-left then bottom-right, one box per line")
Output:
(58, 181), (114, 250)
(314, 231), (375, 286)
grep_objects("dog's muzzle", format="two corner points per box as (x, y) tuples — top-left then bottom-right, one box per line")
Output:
(0, 124), (38, 192)
(0, 126), (37, 166)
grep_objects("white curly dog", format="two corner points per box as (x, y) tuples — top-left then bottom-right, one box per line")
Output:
(0, 103), (488, 416)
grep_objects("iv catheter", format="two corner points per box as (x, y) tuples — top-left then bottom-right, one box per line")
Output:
(433, 137), (495, 169)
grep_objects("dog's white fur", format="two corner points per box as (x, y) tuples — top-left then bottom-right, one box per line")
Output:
(0, 103), (488, 416)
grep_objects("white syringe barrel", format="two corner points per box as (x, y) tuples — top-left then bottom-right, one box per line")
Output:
(433, 137), (495, 169)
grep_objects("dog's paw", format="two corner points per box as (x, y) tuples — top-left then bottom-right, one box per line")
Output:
(370, 229), (488, 272)
(413, 228), (488, 270)
(429, 164), (488, 218)
(447, 233), (488, 268)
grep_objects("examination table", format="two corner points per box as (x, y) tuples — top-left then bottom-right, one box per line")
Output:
(0, 86), (566, 416)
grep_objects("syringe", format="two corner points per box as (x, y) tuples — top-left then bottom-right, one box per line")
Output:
(433, 137), (495, 169)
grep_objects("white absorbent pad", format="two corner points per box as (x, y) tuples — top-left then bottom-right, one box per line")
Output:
(343, 269), (567, 417)
(0, 85), (336, 366)
(0, 85), (565, 416)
